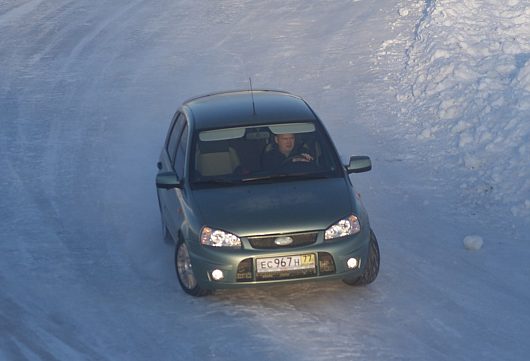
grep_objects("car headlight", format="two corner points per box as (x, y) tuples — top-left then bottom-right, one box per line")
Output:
(200, 226), (241, 248)
(324, 215), (361, 240)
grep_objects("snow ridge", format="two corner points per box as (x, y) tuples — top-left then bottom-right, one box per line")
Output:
(399, 0), (433, 82)
(397, 0), (530, 218)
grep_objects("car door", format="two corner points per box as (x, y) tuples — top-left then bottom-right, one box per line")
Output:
(158, 112), (188, 239)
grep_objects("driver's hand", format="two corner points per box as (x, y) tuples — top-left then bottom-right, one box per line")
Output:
(292, 153), (314, 162)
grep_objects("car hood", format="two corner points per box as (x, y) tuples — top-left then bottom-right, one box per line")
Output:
(191, 177), (353, 236)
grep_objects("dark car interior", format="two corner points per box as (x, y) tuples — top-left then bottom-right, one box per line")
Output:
(191, 125), (338, 183)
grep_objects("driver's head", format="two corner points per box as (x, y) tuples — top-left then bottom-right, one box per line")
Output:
(275, 133), (295, 156)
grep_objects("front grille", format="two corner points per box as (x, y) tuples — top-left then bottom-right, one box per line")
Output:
(247, 232), (317, 249)
(318, 252), (336, 275)
(236, 258), (253, 282)
(255, 267), (317, 281)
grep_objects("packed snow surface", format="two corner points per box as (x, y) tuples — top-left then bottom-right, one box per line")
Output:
(1, 0), (529, 360)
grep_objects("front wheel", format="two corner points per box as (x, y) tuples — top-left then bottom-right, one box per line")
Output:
(175, 240), (211, 297)
(343, 230), (380, 286)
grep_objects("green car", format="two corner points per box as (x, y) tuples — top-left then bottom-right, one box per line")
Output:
(156, 90), (379, 296)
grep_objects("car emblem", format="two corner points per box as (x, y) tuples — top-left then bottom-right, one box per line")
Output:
(274, 236), (294, 246)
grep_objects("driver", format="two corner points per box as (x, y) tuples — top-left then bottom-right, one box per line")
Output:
(262, 133), (314, 170)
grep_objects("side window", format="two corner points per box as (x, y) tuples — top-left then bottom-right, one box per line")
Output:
(166, 113), (184, 164)
(174, 123), (188, 177)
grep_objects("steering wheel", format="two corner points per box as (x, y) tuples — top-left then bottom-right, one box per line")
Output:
(280, 154), (315, 172)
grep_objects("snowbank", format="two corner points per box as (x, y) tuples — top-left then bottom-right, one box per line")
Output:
(395, 0), (530, 218)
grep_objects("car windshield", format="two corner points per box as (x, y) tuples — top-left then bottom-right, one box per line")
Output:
(189, 122), (342, 186)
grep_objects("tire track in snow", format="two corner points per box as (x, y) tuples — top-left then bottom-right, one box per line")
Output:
(0, 2), (175, 358)
(0, 273), (111, 361)
(0, 0), (47, 22)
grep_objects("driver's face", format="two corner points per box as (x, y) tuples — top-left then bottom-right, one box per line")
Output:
(275, 133), (295, 156)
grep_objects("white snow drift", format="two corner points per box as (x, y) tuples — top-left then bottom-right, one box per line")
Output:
(395, 0), (530, 218)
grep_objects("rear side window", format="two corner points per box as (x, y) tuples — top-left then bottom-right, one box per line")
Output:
(166, 113), (185, 164)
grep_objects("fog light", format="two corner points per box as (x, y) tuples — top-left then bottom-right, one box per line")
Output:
(347, 258), (359, 269)
(211, 269), (224, 281)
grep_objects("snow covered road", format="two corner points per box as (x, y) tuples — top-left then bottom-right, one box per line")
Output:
(1, 0), (529, 360)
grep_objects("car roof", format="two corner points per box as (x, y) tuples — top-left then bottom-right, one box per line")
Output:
(182, 90), (317, 130)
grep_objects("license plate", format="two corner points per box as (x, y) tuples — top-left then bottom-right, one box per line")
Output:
(256, 254), (316, 273)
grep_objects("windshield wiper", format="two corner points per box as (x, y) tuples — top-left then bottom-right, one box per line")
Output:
(242, 171), (332, 183)
(192, 178), (241, 186)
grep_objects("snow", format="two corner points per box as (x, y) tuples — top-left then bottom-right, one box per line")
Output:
(1, 0), (529, 360)
(388, 0), (530, 218)
(398, 8), (409, 17)
(463, 235), (484, 251)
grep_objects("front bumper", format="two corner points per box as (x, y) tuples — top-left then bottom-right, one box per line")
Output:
(187, 228), (371, 290)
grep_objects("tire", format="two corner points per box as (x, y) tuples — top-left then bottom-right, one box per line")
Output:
(343, 230), (380, 286)
(175, 239), (211, 297)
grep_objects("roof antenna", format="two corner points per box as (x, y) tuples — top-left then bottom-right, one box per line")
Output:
(249, 77), (256, 116)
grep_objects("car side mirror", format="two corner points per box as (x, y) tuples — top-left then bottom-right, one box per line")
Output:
(346, 156), (372, 174)
(156, 171), (183, 189)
